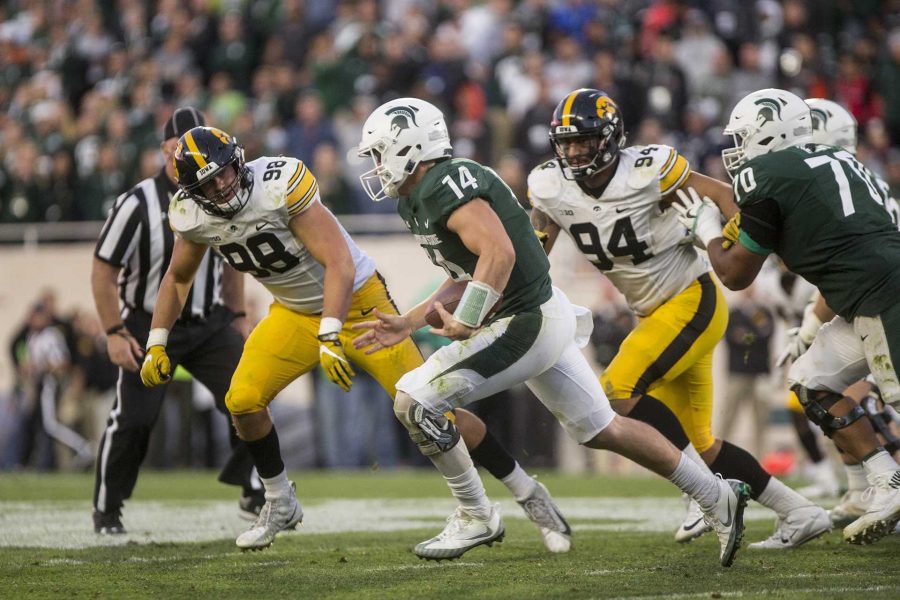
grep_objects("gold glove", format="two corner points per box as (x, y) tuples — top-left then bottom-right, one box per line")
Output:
(722, 213), (741, 249)
(318, 335), (356, 392)
(140, 345), (171, 387)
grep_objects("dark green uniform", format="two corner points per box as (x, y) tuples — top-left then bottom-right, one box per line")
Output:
(398, 158), (552, 320)
(734, 145), (900, 319)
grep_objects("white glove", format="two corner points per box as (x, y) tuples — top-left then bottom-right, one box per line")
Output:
(673, 187), (722, 248)
(776, 302), (824, 366)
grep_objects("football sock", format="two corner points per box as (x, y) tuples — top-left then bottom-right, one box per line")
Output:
(845, 463), (868, 491)
(668, 453), (719, 509)
(791, 411), (824, 463)
(469, 429), (516, 480)
(501, 464), (537, 502)
(708, 440), (771, 500)
(756, 478), (811, 517)
(260, 469), (291, 499)
(431, 442), (492, 519)
(246, 426), (285, 479)
(628, 395), (690, 449)
(683, 444), (712, 472)
(862, 448), (900, 476)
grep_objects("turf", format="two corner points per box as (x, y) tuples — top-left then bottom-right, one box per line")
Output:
(1, 471), (897, 599)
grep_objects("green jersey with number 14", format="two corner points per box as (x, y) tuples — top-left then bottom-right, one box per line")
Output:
(398, 158), (552, 320)
(734, 145), (900, 319)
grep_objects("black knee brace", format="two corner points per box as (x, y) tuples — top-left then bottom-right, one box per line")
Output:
(791, 383), (866, 438)
(395, 394), (460, 456)
(861, 390), (900, 454)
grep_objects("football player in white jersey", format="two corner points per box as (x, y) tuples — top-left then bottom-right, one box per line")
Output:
(138, 126), (572, 553)
(528, 88), (830, 549)
(774, 98), (900, 528)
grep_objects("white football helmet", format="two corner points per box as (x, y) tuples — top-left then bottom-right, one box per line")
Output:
(806, 98), (858, 154)
(722, 88), (813, 176)
(357, 98), (453, 201)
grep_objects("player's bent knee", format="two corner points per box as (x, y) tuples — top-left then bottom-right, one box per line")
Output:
(582, 414), (621, 450)
(790, 383), (865, 438)
(225, 385), (265, 416)
(393, 391), (460, 456)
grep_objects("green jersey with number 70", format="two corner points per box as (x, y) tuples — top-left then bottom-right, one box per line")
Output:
(733, 144), (900, 319)
(398, 158), (553, 320)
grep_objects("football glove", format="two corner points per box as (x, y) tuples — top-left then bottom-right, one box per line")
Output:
(673, 187), (722, 248)
(141, 345), (171, 387)
(319, 334), (356, 392)
(776, 303), (824, 367)
(721, 213), (741, 249)
(534, 229), (549, 248)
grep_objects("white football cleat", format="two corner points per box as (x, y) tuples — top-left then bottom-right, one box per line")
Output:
(675, 494), (712, 543)
(518, 481), (572, 553)
(844, 470), (900, 545)
(830, 488), (872, 527)
(748, 505), (831, 549)
(236, 482), (303, 550)
(701, 478), (750, 567)
(415, 504), (504, 561)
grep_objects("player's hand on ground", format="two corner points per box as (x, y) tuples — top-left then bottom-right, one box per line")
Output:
(107, 330), (144, 372)
(140, 345), (171, 387)
(351, 309), (413, 354)
(318, 336), (356, 392)
(429, 302), (477, 341)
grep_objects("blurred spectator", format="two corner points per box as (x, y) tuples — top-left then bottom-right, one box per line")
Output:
(285, 91), (336, 167)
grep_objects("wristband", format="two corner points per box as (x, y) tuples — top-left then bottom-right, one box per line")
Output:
(105, 324), (125, 336)
(146, 328), (170, 349)
(453, 281), (502, 328)
(318, 317), (343, 337)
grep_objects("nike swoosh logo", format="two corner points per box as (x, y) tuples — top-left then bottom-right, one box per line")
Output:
(683, 518), (704, 531)
(361, 306), (377, 316)
(861, 334), (869, 341)
(721, 495), (733, 527)
(256, 223), (268, 231)
(615, 207), (628, 213)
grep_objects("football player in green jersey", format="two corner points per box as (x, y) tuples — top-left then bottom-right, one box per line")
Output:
(674, 87), (900, 545)
(352, 98), (751, 566)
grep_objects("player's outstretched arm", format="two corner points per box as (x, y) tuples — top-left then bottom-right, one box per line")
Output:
(142, 237), (208, 387)
(672, 171), (739, 219)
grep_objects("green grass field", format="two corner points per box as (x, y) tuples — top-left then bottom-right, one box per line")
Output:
(1, 470), (897, 599)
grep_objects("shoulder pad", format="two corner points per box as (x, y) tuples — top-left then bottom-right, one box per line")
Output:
(167, 191), (205, 236)
(527, 161), (563, 209)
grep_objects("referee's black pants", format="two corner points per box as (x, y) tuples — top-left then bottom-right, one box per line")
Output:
(92, 305), (255, 514)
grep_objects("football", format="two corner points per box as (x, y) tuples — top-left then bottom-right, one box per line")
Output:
(424, 280), (502, 328)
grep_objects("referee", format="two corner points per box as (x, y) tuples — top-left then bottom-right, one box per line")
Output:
(90, 107), (258, 534)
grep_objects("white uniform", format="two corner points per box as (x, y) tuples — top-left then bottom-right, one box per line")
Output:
(169, 156), (375, 313)
(528, 145), (705, 316)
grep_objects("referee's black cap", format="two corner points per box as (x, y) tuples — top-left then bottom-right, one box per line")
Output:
(163, 107), (206, 141)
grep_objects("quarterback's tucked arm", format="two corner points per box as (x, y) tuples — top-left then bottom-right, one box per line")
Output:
(530, 208), (562, 254)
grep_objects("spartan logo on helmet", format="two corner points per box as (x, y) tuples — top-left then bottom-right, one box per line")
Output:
(754, 97), (785, 125)
(386, 105), (420, 138)
(809, 107), (828, 132)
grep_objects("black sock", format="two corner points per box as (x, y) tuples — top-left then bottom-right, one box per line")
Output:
(709, 440), (771, 500)
(791, 411), (824, 463)
(245, 426), (285, 479)
(628, 395), (690, 450)
(469, 429), (516, 480)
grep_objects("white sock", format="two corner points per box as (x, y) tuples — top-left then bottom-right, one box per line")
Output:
(446, 466), (493, 518)
(430, 442), (492, 519)
(845, 463), (868, 491)
(756, 477), (810, 517)
(668, 453), (719, 509)
(260, 469), (290, 498)
(501, 464), (536, 501)
(684, 444), (714, 474)
(862, 449), (900, 477)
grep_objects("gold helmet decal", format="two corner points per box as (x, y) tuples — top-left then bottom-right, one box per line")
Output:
(596, 95), (617, 119)
(173, 140), (184, 178)
(209, 127), (231, 146)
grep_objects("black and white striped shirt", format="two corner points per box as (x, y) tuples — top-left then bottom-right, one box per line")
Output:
(94, 170), (223, 321)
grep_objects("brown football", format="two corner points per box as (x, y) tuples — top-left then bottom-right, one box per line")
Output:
(424, 281), (502, 328)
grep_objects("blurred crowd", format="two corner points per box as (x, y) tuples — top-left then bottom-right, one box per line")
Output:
(0, 0), (898, 223)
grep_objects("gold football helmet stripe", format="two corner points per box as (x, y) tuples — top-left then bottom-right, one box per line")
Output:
(183, 130), (207, 168)
(560, 90), (581, 127)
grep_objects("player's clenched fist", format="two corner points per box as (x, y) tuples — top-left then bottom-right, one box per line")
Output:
(141, 345), (172, 387)
(318, 334), (356, 392)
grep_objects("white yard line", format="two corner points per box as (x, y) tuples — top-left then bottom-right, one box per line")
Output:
(0, 497), (772, 550)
